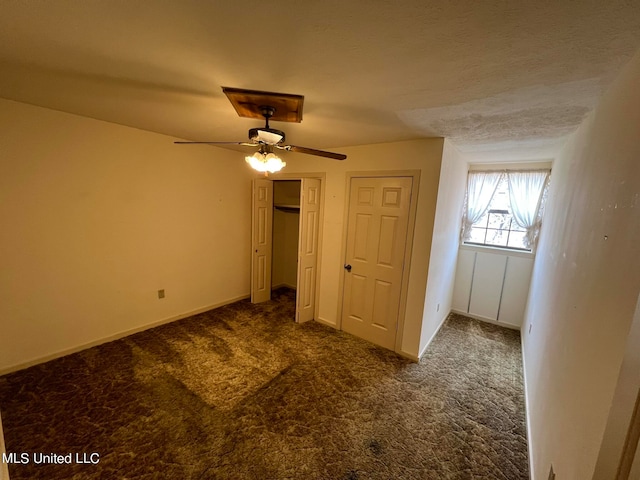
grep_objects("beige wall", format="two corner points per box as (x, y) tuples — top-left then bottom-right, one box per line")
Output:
(419, 139), (468, 355)
(271, 138), (444, 359)
(0, 100), (444, 368)
(522, 50), (640, 479)
(0, 99), (253, 373)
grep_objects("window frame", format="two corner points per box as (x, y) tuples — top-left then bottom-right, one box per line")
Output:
(465, 208), (532, 252)
(461, 164), (552, 254)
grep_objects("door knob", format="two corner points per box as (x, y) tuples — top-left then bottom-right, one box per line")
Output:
(344, 264), (352, 272)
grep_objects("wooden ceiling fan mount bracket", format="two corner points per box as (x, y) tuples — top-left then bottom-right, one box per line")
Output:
(222, 87), (304, 123)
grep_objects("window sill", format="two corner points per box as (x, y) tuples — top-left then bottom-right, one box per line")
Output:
(460, 243), (535, 259)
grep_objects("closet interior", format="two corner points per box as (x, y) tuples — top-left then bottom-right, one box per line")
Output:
(272, 180), (301, 292)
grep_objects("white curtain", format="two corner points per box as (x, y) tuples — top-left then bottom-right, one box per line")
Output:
(507, 170), (551, 249)
(460, 171), (503, 242)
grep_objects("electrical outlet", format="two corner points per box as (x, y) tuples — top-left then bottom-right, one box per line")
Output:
(158, 289), (165, 299)
(548, 465), (555, 480)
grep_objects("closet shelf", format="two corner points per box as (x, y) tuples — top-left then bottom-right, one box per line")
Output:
(274, 204), (300, 212)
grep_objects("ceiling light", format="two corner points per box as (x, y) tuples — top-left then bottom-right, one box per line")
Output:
(245, 151), (286, 174)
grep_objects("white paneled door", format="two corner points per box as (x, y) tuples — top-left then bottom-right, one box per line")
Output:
(296, 178), (321, 323)
(342, 177), (412, 350)
(251, 179), (273, 303)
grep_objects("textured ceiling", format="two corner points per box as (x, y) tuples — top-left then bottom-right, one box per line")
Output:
(1, 1), (639, 162)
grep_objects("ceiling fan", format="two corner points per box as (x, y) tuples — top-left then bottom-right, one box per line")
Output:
(175, 105), (346, 160)
(174, 88), (347, 165)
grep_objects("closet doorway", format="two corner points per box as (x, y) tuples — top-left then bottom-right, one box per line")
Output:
(251, 176), (322, 323)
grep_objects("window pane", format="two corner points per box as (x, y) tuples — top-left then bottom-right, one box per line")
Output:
(507, 231), (528, 249)
(487, 212), (510, 230)
(485, 229), (508, 246)
(468, 227), (487, 244)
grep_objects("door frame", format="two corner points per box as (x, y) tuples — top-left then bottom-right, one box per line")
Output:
(269, 172), (326, 323)
(337, 170), (421, 354)
(593, 292), (640, 479)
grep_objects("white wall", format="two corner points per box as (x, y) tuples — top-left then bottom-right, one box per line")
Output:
(419, 139), (467, 356)
(0, 99), (253, 373)
(592, 292), (640, 479)
(272, 138), (444, 359)
(522, 50), (640, 479)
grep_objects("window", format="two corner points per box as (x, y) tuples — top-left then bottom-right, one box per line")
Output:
(461, 169), (550, 252)
(466, 176), (529, 250)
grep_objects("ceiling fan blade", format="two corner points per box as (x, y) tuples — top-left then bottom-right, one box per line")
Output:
(174, 141), (257, 146)
(284, 145), (347, 160)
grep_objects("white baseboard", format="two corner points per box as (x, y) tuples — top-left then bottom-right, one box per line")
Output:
(397, 350), (420, 362)
(0, 294), (250, 376)
(315, 315), (443, 363)
(0, 410), (9, 480)
(315, 316), (423, 362)
(450, 309), (521, 331)
(315, 317), (337, 329)
(521, 336), (535, 480)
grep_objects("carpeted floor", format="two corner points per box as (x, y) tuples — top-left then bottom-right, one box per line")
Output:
(0, 288), (528, 479)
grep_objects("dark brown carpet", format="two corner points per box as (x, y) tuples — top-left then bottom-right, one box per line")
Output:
(0, 289), (528, 479)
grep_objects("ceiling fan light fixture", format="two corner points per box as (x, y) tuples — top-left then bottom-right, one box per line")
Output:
(245, 151), (286, 174)
(251, 129), (285, 145)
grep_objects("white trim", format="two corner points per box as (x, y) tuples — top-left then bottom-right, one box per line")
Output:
(459, 243), (535, 259)
(315, 317), (337, 329)
(469, 161), (553, 171)
(397, 350), (420, 362)
(417, 311), (450, 360)
(450, 308), (521, 331)
(0, 294), (250, 376)
(268, 173), (326, 326)
(521, 334), (535, 480)
(0, 410), (9, 480)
